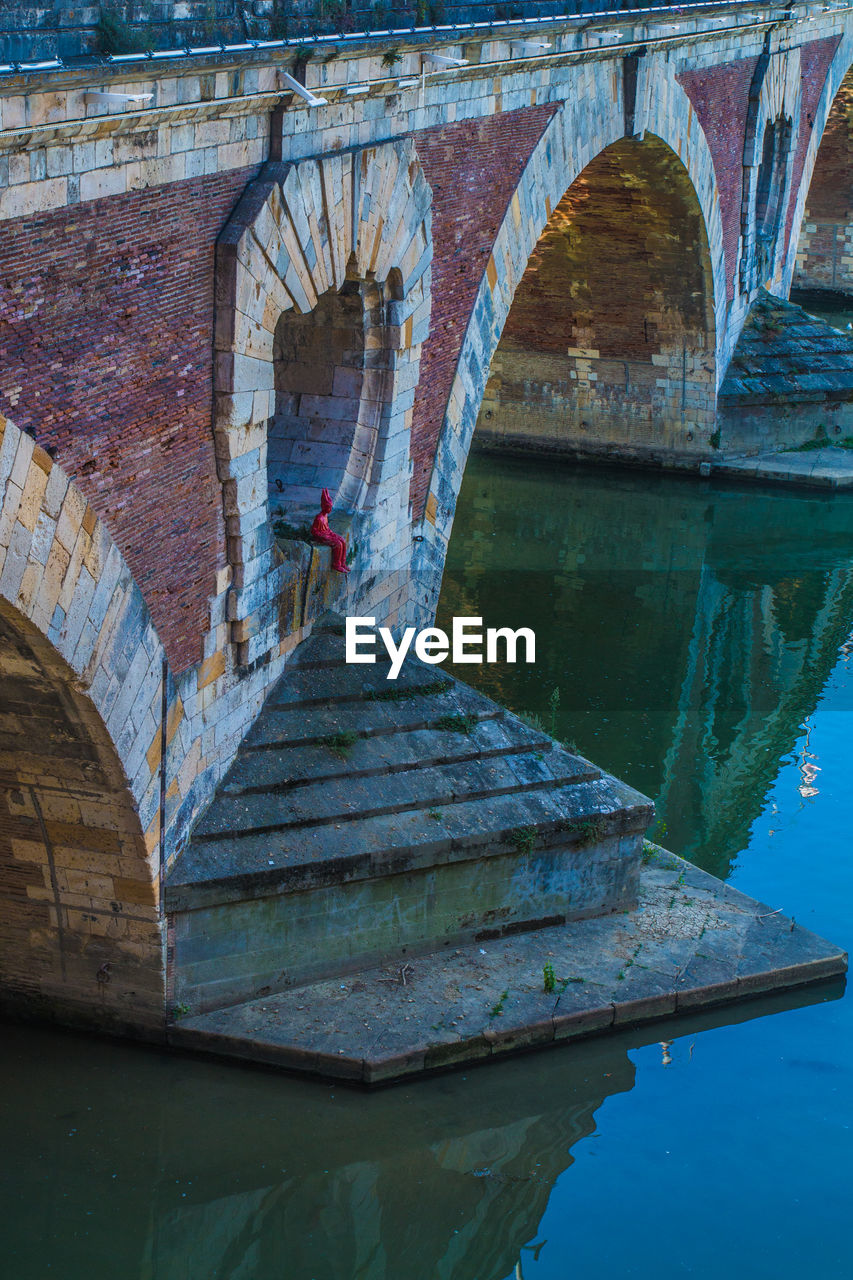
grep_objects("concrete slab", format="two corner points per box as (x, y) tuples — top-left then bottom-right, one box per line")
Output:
(713, 446), (853, 490)
(168, 846), (847, 1085)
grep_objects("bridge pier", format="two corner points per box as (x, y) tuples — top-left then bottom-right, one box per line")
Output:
(2, 3), (853, 1060)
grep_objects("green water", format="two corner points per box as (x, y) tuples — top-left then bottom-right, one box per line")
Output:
(790, 286), (853, 332)
(3, 456), (853, 1278)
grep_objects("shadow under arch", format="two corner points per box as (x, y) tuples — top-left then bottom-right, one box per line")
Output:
(269, 271), (399, 525)
(475, 133), (717, 468)
(0, 414), (166, 1033)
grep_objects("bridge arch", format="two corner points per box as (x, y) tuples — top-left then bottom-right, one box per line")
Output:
(413, 64), (725, 606)
(0, 414), (165, 1032)
(475, 134), (717, 469)
(215, 141), (431, 661)
(785, 31), (853, 294)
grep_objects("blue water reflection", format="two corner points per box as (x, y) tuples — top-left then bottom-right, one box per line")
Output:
(2, 457), (851, 1279)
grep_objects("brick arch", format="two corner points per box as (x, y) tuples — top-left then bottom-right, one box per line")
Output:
(215, 140), (432, 661)
(413, 65), (725, 609)
(476, 135), (718, 469)
(0, 412), (165, 1031)
(786, 32), (853, 294)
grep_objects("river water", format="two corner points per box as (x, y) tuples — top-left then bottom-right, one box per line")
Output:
(4, 355), (853, 1276)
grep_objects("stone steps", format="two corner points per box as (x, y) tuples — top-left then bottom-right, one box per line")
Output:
(224, 717), (559, 794)
(166, 616), (653, 1014)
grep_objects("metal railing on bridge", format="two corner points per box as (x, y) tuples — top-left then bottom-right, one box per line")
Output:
(0, 1), (803, 74)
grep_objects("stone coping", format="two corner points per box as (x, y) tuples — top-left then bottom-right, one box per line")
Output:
(167, 845), (847, 1084)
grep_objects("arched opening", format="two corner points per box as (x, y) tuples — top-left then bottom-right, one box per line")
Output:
(474, 136), (716, 461)
(0, 602), (164, 1032)
(268, 279), (391, 529)
(793, 66), (853, 298)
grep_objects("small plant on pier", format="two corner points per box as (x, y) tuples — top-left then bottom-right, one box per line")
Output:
(489, 989), (509, 1018)
(543, 962), (556, 994)
(516, 707), (547, 733)
(272, 517), (312, 543)
(366, 680), (450, 703)
(572, 816), (607, 847)
(434, 713), (478, 735)
(321, 730), (358, 760)
(509, 826), (536, 855)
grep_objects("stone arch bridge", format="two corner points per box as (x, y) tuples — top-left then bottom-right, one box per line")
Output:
(1, 1), (851, 1047)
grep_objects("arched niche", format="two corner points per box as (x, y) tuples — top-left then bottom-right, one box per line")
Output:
(215, 142), (431, 664)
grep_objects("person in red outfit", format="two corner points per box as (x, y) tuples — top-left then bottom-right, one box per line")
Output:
(310, 488), (350, 574)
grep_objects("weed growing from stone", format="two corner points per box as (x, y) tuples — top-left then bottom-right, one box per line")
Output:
(427, 808), (443, 821)
(366, 680), (450, 703)
(489, 989), (509, 1018)
(434, 713), (477, 735)
(617, 943), (643, 982)
(509, 826), (536, 855)
(322, 730), (358, 760)
(573, 816), (607, 847)
(543, 962), (556, 994)
(95, 9), (152, 54)
(515, 708), (547, 733)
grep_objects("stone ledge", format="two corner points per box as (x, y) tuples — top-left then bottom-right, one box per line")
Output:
(166, 848), (847, 1085)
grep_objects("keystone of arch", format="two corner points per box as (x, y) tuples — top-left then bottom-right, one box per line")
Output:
(214, 139), (432, 645)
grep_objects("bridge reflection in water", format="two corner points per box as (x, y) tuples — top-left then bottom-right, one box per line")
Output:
(1, 458), (850, 1278)
(437, 454), (853, 881)
(0, 983), (838, 1280)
